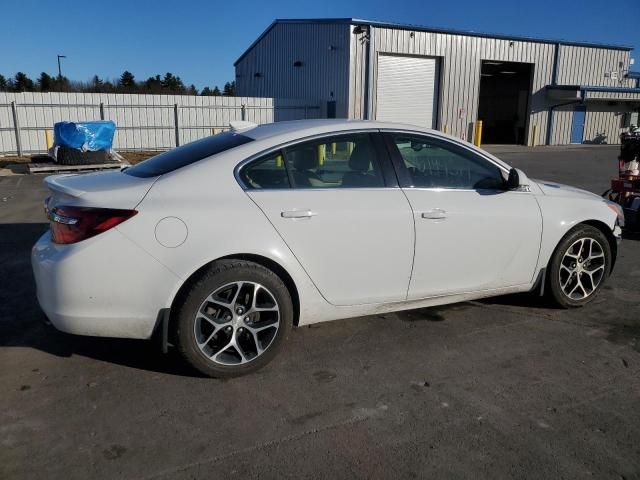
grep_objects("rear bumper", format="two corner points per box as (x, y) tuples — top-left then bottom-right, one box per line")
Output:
(31, 229), (180, 339)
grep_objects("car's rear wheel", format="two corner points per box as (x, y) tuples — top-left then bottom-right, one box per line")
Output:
(547, 225), (612, 308)
(175, 260), (293, 378)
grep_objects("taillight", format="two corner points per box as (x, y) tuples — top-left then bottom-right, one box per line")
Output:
(47, 206), (137, 244)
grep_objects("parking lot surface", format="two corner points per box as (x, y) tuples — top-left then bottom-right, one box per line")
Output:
(1, 145), (639, 479)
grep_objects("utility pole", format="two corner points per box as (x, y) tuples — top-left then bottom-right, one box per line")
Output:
(57, 55), (66, 79)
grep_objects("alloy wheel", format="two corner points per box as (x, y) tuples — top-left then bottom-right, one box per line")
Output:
(558, 237), (606, 301)
(193, 281), (280, 365)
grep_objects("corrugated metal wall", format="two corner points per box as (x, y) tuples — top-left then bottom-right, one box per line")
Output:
(583, 105), (626, 144)
(557, 45), (634, 87)
(551, 103), (635, 145)
(234, 20), (637, 145)
(585, 91), (640, 100)
(550, 104), (575, 145)
(348, 25), (637, 145)
(349, 26), (556, 145)
(551, 45), (638, 144)
(235, 22), (351, 118)
(0, 92), (321, 155)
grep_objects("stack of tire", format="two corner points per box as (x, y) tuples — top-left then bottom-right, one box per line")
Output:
(56, 147), (110, 165)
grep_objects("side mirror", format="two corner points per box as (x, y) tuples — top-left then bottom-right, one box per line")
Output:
(506, 168), (520, 189)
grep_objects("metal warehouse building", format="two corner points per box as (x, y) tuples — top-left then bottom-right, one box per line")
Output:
(235, 18), (640, 145)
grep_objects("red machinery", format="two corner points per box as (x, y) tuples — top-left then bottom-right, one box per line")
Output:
(603, 128), (640, 230)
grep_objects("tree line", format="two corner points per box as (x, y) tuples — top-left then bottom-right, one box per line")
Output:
(0, 70), (236, 96)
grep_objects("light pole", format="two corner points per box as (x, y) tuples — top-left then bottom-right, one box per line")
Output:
(57, 55), (66, 79)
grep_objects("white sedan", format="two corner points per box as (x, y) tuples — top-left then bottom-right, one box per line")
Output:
(32, 120), (624, 377)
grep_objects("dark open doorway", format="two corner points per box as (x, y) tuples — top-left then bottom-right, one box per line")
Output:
(478, 61), (533, 144)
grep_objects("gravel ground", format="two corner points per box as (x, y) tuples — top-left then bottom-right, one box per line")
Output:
(0, 144), (638, 480)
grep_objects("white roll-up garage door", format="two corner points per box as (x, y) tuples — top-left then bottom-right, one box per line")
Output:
(375, 54), (439, 128)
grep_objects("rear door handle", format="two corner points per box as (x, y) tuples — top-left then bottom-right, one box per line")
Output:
(421, 208), (446, 220)
(281, 209), (317, 219)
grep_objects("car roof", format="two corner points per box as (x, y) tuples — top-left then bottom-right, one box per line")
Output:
(242, 119), (428, 140)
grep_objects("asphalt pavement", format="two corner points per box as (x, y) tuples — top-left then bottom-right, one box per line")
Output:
(1, 145), (639, 479)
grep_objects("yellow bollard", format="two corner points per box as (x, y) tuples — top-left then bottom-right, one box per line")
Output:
(443, 124), (448, 134)
(474, 120), (483, 147)
(347, 142), (354, 155)
(317, 144), (325, 166)
(45, 130), (53, 149)
(275, 154), (283, 168)
(531, 125), (537, 147)
(211, 128), (217, 136)
(331, 142), (336, 155)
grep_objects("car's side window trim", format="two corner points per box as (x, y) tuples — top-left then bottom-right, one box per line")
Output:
(371, 132), (400, 188)
(381, 130), (508, 191)
(235, 129), (399, 191)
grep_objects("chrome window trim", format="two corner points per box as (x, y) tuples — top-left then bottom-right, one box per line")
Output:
(402, 187), (531, 194)
(234, 129), (386, 191)
(246, 187), (400, 193)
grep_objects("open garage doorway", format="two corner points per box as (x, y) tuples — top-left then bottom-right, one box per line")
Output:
(478, 61), (533, 144)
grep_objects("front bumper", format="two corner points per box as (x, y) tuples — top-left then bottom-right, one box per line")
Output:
(31, 228), (180, 339)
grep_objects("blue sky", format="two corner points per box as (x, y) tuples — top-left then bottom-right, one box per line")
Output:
(2, 0), (638, 90)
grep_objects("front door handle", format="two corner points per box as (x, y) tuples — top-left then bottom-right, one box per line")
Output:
(281, 209), (317, 219)
(421, 208), (446, 220)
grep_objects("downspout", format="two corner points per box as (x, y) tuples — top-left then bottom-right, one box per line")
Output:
(362, 25), (373, 120)
(546, 43), (561, 145)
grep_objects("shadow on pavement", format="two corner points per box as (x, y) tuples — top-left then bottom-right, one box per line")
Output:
(622, 230), (640, 241)
(0, 222), (200, 378)
(480, 292), (558, 309)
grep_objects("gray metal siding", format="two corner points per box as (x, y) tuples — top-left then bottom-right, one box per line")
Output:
(349, 25), (635, 145)
(551, 103), (637, 145)
(551, 104), (576, 145)
(349, 26), (555, 145)
(236, 20), (636, 145)
(585, 90), (640, 100)
(235, 23), (351, 118)
(583, 105), (633, 144)
(557, 46), (634, 88)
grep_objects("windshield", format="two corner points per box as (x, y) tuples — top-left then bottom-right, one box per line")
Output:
(124, 131), (253, 178)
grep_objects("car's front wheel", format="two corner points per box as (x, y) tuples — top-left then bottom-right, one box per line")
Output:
(547, 225), (612, 308)
(175, 260), (293, 378)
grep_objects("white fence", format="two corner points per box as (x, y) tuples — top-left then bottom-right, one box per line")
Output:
(0, 92), (323, 155)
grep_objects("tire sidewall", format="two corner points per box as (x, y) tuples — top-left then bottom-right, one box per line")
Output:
(548, 225), (612, 308)
(176, 262), (293, 378)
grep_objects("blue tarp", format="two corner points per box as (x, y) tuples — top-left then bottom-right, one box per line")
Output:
(53, 121), (116, 151)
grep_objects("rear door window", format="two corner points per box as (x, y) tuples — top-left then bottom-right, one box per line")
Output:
(239, 152), (290, 189)
(125, 131), (253, 178)
(283, 134), (385, 189)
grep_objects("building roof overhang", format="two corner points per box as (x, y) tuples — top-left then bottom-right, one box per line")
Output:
(234, 18), (634, 67)
(546, 85), (640, 102)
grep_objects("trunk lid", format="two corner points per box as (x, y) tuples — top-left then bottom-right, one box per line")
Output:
(44, 170), (158, 209)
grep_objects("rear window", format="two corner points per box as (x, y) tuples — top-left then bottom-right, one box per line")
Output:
(124, 131), (253, 178)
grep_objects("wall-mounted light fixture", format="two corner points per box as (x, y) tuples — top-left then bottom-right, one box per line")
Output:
(352, 25), (369, 35)
(254, 72), (262, 78)
(293, 60), (303, 67)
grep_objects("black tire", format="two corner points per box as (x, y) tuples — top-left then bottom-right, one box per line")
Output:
(57, 147), (109, 165)
(175, 260), (293, 378)
(547, 225), (612, 308)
